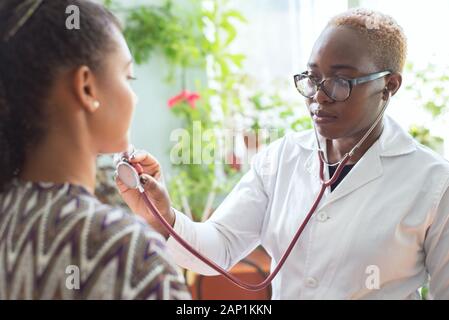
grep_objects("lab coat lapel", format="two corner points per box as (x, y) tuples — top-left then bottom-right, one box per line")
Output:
(322, 140), (383, 207)
(304, 151), (321, 179)
(303, 132), (325, 183)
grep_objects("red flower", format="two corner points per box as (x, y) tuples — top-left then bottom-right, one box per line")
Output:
(168, 90), (201, 109)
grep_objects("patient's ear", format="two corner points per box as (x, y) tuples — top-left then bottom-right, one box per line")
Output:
(72, 65), (101, 113)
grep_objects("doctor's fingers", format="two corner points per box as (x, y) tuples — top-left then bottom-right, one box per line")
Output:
(140, 174), (168, 199)
(129, 151), (161, 176)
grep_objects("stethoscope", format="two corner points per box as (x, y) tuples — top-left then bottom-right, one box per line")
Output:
(115, 92), (391, 291)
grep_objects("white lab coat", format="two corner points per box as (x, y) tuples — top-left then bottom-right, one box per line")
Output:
(166, 115), (449, 299)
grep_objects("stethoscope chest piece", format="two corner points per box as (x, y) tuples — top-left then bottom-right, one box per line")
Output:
(116, 161), (144, 192)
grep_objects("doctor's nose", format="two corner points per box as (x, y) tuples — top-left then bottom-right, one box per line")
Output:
(313, 86), (334, 105)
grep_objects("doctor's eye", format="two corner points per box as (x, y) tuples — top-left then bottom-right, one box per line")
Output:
(127, 76), (138, 81)
(307, 73), (321, 83)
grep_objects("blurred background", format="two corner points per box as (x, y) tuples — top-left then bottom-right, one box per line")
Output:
(94, 0), (449, 299)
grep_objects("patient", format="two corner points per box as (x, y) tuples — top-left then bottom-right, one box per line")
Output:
(0, 0), (190, 299)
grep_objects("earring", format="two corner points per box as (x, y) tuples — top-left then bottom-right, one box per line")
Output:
(93, 101), (101, 109)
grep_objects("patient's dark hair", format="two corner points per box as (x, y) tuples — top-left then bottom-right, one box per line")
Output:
(0, 0), (121, 191)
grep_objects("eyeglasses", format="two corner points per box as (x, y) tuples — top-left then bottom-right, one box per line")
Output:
(1, 0), (44, 42)
(293, 70), (391, 102)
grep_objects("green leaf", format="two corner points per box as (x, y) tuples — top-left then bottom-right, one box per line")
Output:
(220, 20), (237, 47)
(223, 10), (247, 23)
(227, 53), (246, 68)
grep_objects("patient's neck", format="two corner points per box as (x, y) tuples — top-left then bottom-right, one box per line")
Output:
(20, 130), (97, 195)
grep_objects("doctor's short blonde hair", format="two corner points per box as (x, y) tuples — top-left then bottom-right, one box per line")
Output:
(328, 8), (407, 73)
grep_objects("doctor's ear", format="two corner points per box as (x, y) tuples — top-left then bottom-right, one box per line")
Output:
(72, 65), (102, 113)
(383, 72), (402, 100)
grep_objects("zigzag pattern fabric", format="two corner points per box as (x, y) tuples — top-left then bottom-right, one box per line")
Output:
(0, 179), (190, 300)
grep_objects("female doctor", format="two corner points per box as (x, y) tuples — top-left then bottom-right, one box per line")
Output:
(117, 9), (449, 299)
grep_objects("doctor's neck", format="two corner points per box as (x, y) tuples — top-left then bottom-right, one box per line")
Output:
(325, 119), (384, 165)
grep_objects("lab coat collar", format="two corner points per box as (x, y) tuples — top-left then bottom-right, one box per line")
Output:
(297, 115), (417, 158)
(300, 115), (417, 207)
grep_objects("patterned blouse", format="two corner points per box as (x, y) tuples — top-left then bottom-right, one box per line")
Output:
(0, 179), (191, 300)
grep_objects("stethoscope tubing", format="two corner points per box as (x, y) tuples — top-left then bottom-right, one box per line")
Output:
(140, 153), (350, 291)
(137, 95), (390, 291)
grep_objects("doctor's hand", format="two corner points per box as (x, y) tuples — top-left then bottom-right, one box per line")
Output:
(115, 150), (175, 239)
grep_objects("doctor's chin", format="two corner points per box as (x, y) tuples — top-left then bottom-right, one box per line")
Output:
(1, 0), (449, 307)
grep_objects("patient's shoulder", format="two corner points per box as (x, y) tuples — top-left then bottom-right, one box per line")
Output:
(0, 180), (191, 300)
(84, 201), (191, 299)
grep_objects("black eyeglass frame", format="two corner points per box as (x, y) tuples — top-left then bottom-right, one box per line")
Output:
(293, 70), (391, 102)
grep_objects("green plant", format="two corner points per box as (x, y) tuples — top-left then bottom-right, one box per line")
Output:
(106, 0), (247, 220)
(105, 0), (204, 81)
(236, 77), (312, 141)
(166, 88), (242, 220)
(404, 61), (448, 151)
(165, 0), (248, 220)
(405, 61), (449, 118)
(420, 283), (429, 300)
(409, 124), (444, 152)
(105, 0), (311, 221)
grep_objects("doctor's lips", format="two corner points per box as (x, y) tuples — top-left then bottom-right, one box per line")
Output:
(310, 106), (338, 124)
